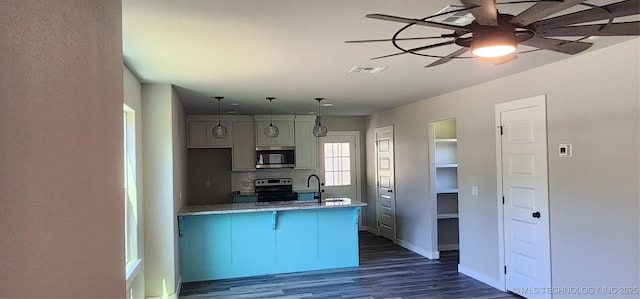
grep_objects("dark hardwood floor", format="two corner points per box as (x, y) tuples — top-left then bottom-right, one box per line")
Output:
(179, 232), (520, 299)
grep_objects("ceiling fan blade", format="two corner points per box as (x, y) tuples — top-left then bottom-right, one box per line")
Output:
(366, 14), (468, 31)
(532, 0), (640, 29)
(371, 40), (455, 60)
(510, 0), (585, 27)
(521, 37), (593, 54)
(345, 35), (454, 43)
(425, 48), (469, 68)
(536, 21), (640, 37)
(460, 0), (498, 26)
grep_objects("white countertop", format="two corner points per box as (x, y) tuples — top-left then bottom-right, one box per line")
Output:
(179, 198), (366, 216)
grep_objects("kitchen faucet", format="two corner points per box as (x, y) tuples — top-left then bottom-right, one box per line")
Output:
(307, 174), (322, 204)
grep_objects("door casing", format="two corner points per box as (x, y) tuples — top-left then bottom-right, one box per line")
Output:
(495, 94), (552, 296)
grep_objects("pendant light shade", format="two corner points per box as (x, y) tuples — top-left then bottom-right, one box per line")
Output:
(264, 97), (279, 138)
(313, 98), (328, 137)
(211, 96), (228, 139)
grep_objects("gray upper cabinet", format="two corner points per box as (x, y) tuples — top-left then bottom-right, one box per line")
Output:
(294, 116), (317, 170)
(232, 120), (255, 171)
(188, 121), (232, 148)
(254, 115), (295, 147)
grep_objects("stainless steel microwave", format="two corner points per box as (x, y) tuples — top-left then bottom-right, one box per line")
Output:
(256, 146), (295, 169)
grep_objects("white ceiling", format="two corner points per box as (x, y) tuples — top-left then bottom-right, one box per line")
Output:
(122, 0), (636, 116)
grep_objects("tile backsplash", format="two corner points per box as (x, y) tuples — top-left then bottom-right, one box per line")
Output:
(232, 169), (319, 193)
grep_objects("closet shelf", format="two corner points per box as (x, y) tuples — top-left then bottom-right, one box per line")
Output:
(436, 163), (458, 168)
(435, 138), (457, 143)
(437, 188), (458, 194)
(437, 213), (459, 219)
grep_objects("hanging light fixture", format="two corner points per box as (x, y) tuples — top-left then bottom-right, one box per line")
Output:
(211, 96), (228, 139)
(313, 98), (328, 137)
(264, 97), (279, 138)
(471, 26), (517, 58)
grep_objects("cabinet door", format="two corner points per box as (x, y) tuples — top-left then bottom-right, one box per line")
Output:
(294, 120), (316, 169)
(188, 121), (232, 148)
(255, 120), (294, 146)
(232, 121), (255, 171)
(188, 121), (210, 148)
(255, 121), (274, 146)
(274, 121), (294, 146)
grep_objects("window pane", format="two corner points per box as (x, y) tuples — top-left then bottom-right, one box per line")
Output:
(324, 157), (333, 171)
(341, 171), (351, 185)
(325, 171), (334, 186)
(341, 157), (350, 171)
(341, 143), (350, 156)
(323, 142), (353, 187)
(324, 143), (332, 157)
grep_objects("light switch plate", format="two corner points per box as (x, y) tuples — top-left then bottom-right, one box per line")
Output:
(559, 144), (572, 157)
(471, 185), (479, 196)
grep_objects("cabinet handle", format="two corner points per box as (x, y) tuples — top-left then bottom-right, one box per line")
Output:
(532, 211), (541, 218)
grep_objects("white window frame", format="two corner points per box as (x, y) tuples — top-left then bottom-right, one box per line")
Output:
(123, 104), (142, 287)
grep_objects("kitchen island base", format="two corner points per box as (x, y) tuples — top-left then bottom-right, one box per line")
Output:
(179, 205), (362, 282)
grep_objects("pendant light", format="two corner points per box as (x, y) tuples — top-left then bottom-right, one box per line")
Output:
(211, 96), (228, 139)
(313, 97), (328, 137)
(264, 97), (279, 138)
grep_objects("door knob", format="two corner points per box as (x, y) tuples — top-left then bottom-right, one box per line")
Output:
(532, 211), (541, 218)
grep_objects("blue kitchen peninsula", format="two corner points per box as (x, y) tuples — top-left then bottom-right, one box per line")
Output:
(178, 198), (366, 282)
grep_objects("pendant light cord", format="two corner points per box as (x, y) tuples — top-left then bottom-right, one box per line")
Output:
(267, 97), (275, 125)
(214, 96), (224, 125)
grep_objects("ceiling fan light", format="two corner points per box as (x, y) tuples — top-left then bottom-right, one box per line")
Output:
(471, 29), (517, 58)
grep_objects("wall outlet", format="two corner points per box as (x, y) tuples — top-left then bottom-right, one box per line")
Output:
(559, 144), (572, 157)
(205, 180), (210, 188)
(471, 185), (479, 196)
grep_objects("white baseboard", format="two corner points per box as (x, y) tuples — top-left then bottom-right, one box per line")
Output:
(458, 264), (504, 291)
(145, 275), (182, 299)
(438, 244), (459, 251)
(175, 275), (182, 299)
(394, 239), (440, 260)
(365, 226), (378, 235)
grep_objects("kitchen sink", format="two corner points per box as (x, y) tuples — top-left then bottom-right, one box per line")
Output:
(323, 199), (345, 203)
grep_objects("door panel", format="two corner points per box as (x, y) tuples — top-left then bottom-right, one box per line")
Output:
(319, 132), (363, 229)
(320, 134), (357, 198)
(498, 96), (551, 299)
(375, 126), (396, 240)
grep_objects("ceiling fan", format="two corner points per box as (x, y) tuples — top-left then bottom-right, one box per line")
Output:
(346, 0), (640, 67)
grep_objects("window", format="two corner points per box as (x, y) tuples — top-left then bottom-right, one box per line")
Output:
(323, 142), (351, 186)
(124, 105), (141, 281)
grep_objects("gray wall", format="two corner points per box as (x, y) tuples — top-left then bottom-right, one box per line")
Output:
(123, 65), (146, 298)
(0, 1), (124, 297)
(143, 84), (188, 298)
(188, 149), (233, 205)
(323, 116), (369, 222)
(366, 39), (639, 295)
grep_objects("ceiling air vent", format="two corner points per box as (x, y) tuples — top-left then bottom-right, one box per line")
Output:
(349, 66), (387, 74)
(427, 5), (475, 26)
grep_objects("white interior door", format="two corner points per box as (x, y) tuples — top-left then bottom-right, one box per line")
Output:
(319, 131), (363, 229)
(375, 126), (396, 240)
(320, 132), (358, 198)
(497, 95), (551, 299)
